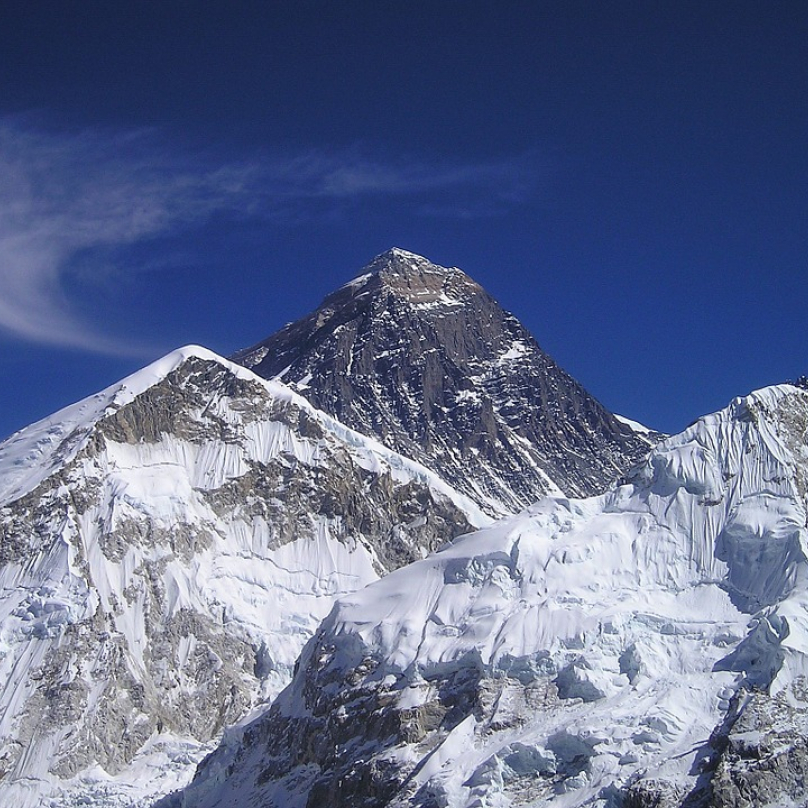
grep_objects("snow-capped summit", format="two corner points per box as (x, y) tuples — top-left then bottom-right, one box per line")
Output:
(355, 247), (478, 299)
(233, 250), (657, 515)
(0, 346), (487, 807)
(172, 381), (808, 808)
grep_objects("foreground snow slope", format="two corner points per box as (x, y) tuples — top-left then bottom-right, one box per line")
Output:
(0, 346), (487, 808)
(173, 383), (808, 808)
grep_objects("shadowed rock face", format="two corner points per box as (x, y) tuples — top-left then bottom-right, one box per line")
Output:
(234, 249), (657, 515)
(708, 680), (808, 808)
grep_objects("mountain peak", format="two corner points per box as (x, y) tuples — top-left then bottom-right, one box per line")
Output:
(343, 248), (477, 306)
(233, 252), (654, 515)
(369, 246), (444, 270)
(0, 341), (488, 806)
(375, 246), (431, 264)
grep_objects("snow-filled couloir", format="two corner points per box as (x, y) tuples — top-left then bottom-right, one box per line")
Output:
(170, 382), (808, 808)
(0, 346), (489, 808)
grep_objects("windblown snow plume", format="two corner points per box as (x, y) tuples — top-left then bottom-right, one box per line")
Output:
(171, 383), (808, 808)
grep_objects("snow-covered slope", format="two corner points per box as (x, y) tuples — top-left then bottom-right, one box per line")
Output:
(234, 249), (657, 516)
(0, 346), (488, 807)
(172, 382), (808, 808)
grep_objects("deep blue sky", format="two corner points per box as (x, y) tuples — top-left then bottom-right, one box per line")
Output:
(0, 2), (806, 439)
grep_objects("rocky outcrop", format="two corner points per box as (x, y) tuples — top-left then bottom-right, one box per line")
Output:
(709, 680), (808, 808)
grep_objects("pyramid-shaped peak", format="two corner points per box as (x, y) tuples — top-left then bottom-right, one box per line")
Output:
(233, 249), (655, 515)
(368, 247), (455, 275)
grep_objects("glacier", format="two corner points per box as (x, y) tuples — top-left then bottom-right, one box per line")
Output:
(171, 382), (808, 807)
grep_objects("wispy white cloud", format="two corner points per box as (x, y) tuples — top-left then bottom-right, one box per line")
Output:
(0, 117), (536, 354)
(0, 122), (254, 354)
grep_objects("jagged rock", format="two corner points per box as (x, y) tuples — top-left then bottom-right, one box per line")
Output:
(709, 680), (808, 808)
(621, 779), (688, 808)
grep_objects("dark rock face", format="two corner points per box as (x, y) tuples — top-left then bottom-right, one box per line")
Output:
(233, 249), (656, 515)
(620, 680), (808, 808)
(161, 611), (591, 808)
(162, 616), (489, 808)
(708, 681), (808, 808)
